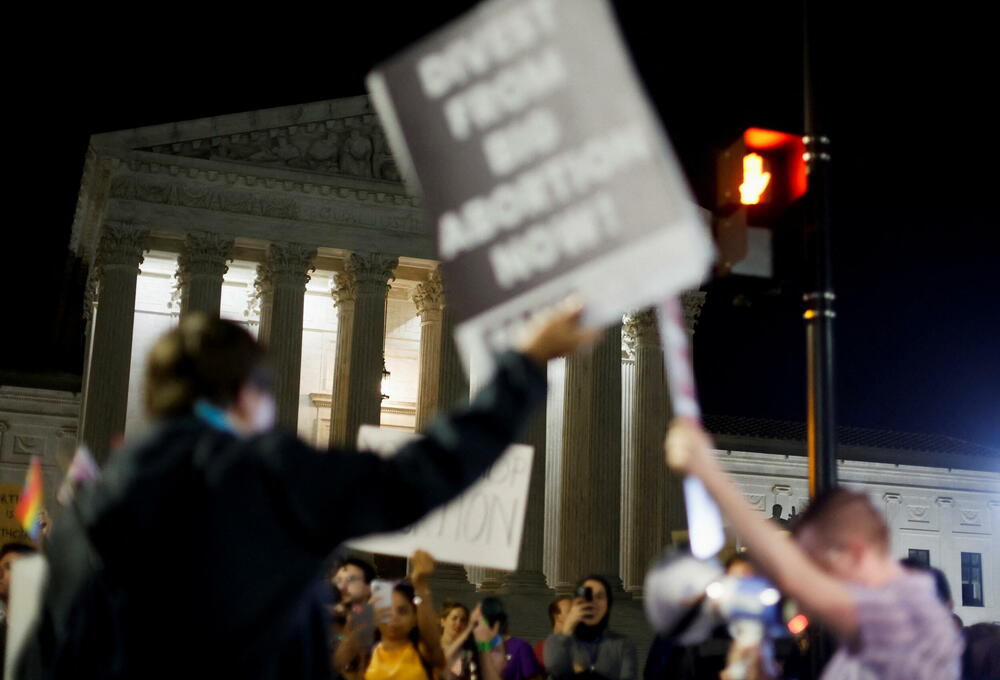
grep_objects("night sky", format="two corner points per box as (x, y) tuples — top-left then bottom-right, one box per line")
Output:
(6, 2), (998, 453)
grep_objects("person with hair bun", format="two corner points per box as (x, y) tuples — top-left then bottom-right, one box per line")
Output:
(34, 306), (595, 680)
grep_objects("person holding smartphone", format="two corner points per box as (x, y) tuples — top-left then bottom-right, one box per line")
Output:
(361, 551), (445, 680)
(543, 576), (637, 680)
(335, 551), (445, 680)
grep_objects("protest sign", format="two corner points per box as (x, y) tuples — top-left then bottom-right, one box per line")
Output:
(368, 0), (715, 372)
(0, 483), (31, 546)
(5, 554), (47, 680)
(347, 426), (533, 570)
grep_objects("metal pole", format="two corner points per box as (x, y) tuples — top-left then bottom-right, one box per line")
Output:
(803, 2), (837, 677)
(802, 0), (837, 499)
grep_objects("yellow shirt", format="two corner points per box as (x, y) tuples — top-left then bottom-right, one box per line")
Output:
(364, 642), (429, 680)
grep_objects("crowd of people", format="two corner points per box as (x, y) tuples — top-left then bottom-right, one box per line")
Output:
(326, 552), (638, 680)
(320, 543), (1000, 680)
(0, 312), (996, 679)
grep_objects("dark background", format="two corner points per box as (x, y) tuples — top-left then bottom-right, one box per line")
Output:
(5, 2), (998, 452)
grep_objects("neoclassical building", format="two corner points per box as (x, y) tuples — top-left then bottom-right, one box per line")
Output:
(0, 96), (995, 641)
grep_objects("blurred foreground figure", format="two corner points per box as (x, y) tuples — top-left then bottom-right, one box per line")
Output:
(1, 543), (38, 670)
(29, 309), (593, 680)
(665, 418), (964, 680)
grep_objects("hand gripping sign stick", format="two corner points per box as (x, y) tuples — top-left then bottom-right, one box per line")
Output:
(657, 297), (725, 560)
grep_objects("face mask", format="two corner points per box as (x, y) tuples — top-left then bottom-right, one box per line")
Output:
(251, 392), (277, 433)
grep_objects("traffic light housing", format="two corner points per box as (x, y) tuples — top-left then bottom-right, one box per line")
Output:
(714, 128), (809, 278)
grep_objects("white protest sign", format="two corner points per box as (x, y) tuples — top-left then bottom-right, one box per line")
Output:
(347, 426), (533, 571)
(5, 554), (48, 680)
(658, 297), (725, 559)
(368, 0), (715, 375)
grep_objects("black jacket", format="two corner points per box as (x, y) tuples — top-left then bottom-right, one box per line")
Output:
(39, 350), (546, 680)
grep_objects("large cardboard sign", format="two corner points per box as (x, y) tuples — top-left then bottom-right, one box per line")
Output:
(368, 0), (714, 371)
(347, 426), (533, 571)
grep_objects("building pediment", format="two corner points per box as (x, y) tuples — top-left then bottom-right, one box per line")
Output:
(73, 96), (434, 263)
(93, 96), (401, 184)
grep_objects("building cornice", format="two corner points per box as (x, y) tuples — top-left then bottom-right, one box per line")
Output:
(71, 96), (431, 262)
(73, 152), (433, 262)
(717, 448), (1000, 496)
(90, 96), (375, 151)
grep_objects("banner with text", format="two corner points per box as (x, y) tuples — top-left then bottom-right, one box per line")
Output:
(0, 483), (30, 546)
(347, 426), (533, 571)
(368, 0), (714, 372)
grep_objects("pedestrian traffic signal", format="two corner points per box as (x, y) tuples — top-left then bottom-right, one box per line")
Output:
(718, 128), (808, 212)
(739, 152), (772, 205)
(714, 128), (809, 278)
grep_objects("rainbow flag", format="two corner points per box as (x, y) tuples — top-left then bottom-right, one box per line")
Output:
(14, 456), (44, 542)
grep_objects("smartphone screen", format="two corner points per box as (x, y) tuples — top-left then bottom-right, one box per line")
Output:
(370, 579), (395, 621)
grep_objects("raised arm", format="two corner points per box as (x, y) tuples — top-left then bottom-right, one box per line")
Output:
(444, 623), (474, 670)
(411, 551), (447, 671)
(665, 418), (859, 641)
(248, 304), (597, 550)
(333, 606), (375, 680)
(470, 605), (504, 680)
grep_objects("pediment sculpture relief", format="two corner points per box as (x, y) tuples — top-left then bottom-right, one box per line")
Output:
(143, 116), (401, 182)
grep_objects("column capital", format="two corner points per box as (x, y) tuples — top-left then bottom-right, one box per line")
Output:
(412, 268), (445, 317)
(331, 272), (356, 306)
(345, 252), (398, 291)
(681, 290), (707, 334)
(256, 242), (316, 295)
(86, 221), (148, 320)
(176, 231), (233, 281)
(95, 221), (148, 272)
(622, 309), (659, 359)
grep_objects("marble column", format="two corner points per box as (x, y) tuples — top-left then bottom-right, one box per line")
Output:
(413, 270), (477, 600)
(619, 310), (670, 596)
(255, 242), (316, 430)
(617, 292), (708, 596)
(412, 267), (470, 422)
(494, 401), (553, 638)
(412, 268), (445, 431)
(544, 325), (623, 596)
(176, 232), (233, 319)
(329, 271), (356, 447)
(79, 221), (148, 463)
(328, 252), (398, 448)
(464, 358), (497, 591)
(438, 303), (469, 409)
(473, 382), (551, 602)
